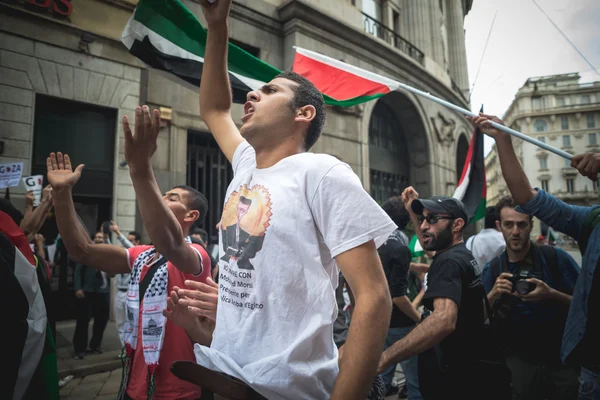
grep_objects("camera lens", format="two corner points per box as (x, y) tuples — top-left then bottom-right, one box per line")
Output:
(516, 280), (534, 295)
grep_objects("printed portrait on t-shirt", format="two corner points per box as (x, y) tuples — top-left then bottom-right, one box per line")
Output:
(220, 184), (272, 270)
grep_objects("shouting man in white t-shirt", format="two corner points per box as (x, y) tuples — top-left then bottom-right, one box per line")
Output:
(178, 1), (396, 399)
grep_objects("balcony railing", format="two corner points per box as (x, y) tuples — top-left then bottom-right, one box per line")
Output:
(361, 12), (424, 66)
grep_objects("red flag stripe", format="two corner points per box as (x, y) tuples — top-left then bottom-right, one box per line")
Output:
(292, 52), (392, 100)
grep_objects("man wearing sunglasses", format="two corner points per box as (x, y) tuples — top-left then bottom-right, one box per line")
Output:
(378, 187), (485, 399)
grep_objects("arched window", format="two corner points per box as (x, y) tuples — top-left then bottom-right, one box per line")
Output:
(369, 101), (409, 203)
(533, 119), (548, 132)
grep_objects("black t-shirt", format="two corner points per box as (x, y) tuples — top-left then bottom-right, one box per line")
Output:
(380, 230), (415, 328)
(422, 243), (484, 367)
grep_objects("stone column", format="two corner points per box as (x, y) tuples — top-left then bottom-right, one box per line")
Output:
(402, 0), (432, 56)
(428, 2), (445, 68)
(445, 0), (469, 91)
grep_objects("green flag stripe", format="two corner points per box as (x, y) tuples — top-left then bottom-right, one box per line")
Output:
(133, 0), (280, 82)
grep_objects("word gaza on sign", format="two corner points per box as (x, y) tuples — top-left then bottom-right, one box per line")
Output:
(0, 162), (24, 189)
(1, 0), (73, 17)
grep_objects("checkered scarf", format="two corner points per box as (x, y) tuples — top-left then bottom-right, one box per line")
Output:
(118, 237), (192, 399)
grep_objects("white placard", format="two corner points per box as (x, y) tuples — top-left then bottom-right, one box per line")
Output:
(22, 175), (44, 206)
(0, 162), (24, 189)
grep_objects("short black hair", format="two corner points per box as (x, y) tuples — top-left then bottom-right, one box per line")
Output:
(275, 71), (326, 150)
(484, 206), (497, 229)
(128, 231), (141, 243)
(495, 196), (533, 222)
(174, 185), (208, 230)
(382, 196), (410, 230)
(192, 227), (208, 242)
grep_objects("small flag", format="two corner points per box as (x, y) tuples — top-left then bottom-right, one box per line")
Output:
(452, 106), (487, 223)
(408, 235), (424, 259)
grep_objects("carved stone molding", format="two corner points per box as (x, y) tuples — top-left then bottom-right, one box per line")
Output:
(430, 112), (456, 147)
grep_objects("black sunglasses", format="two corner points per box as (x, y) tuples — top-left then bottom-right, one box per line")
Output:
(418, 214), (455, 225)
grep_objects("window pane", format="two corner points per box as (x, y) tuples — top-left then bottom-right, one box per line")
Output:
(588, 114), (596, 128)
(533, 119), (548, 132)
(563, 135), (571, 147)
(540, 158), (547, 169)
(561, 116), (569, 130)
(541, 180), (549, 192)
(556, 97), (565, 107)
(582, 95), (591, 104)
(589, 133), (597, 145)
(532, 97), (542, 110)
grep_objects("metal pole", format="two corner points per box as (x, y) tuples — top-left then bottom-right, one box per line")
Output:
(392, 80), (573, 160)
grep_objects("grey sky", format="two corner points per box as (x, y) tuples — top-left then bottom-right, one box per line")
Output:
(464, 0), (600, 154)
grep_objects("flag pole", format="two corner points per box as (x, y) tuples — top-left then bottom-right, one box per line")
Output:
(390, 80), (573, 160)
(292, 47), (573, 161)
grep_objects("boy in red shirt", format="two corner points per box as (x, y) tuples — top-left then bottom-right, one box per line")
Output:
(47, 106), (211, 399)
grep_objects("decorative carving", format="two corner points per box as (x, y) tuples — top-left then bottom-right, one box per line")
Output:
(430, 112), (456, 147)
(331, 104), (364, 117)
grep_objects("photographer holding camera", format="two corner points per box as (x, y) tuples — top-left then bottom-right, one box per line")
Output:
(482, 196), (580, 400)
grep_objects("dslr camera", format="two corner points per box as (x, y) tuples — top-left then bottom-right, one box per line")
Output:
(509, 269), (539, 295)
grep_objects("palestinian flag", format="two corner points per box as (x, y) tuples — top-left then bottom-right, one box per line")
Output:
(452, 107), (487, 223)
(408, 235), (424, 259)
(121, 0), (277, 103)
(1, 211), (57, 400)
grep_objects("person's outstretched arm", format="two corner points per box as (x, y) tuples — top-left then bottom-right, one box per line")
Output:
(47, 152), (129, 274)
(198, 0), (244, 163)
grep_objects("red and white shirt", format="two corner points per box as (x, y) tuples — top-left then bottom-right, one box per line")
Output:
(125, 243), (211, 400)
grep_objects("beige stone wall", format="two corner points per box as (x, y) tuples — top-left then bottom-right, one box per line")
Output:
(0, 31), (141, 234)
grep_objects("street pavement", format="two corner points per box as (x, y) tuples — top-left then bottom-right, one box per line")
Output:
(56, 319), (122, 379)
(59, 368), (122, 400)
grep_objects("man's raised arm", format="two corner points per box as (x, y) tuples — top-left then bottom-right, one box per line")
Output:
(467, 113), (536, 205)
(199, 0), (244, 163)
(47, 153), (129, 274)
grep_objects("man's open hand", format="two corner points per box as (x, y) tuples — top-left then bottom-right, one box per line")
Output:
(123, 106), (160, 171)
(46, 152), (84, 191)
(176, 278), (219, 321)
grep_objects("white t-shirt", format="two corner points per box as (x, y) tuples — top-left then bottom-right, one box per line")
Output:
(194, 141), (396, 399)
(466, 228), (506, 274)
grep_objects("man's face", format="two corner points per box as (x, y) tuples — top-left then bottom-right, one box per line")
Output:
(240, 78), (298, 145)
(237, 202), (250, 221)
(420, 210), (455, 251)
(163, 188), (197, 228)
(93, 232), (104, 244)
(497, 207), (532, 253)
(127, 234), (140, 246)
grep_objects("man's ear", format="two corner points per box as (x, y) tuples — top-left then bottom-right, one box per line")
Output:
(454, 218), (466, 232)
(294, 105), (316, 124)
(185, 209), (200, 224)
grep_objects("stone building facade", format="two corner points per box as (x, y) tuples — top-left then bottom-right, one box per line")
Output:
(1, 0), (474, 252)
(485, 73), (600, 240)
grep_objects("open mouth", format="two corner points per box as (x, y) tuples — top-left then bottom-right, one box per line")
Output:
(242, 102), (255, 122)
(422, 233), (432, 245)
